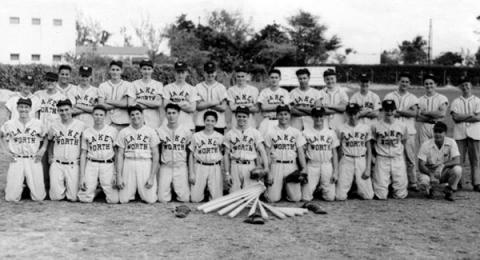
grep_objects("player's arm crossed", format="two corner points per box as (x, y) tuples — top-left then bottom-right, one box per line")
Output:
(396, 104), (418, 118)
(418, 103), (448, 121)
(290, 104), (309, 116)
(137, 94), (162, 110)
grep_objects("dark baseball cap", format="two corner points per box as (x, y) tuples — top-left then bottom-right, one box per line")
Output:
(311, 107), (326, 117)
(359, 73), (369, 83)
(79, 66), (92, 77)
(139, 59), (154, 68)
(204, 61), (216, 73)
(92, 104), (108, 113)
(56, 99), (72, 108)
(235, 106), (250, 115)
(109, 60), (123, 68)
(174, 61), (188, 72)
(128, 104), (143, 114)
(17, 98), (32, 107)
(323, 69), (336, 77)
(44, 72), (58, 82)
(345, 103), (361, 114)
(433, 122), (447, 133)
(382, 99), (397, 111)
(276, 105), (291, 114)
(21, 75), (35, 85)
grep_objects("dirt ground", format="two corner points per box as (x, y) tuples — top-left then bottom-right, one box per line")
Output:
(1, 85), (480, 259)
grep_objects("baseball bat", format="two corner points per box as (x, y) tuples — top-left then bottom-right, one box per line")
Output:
(248, 197), (260, 216)
(228, 195), (258, 218)
(276, 207), (308, 216)
(197, 184), (264, 210)
(260, 202), (286, 219)
(257, 201), (269, 219)
(202, 187), (262, 213)
(217, 192), (258, 215)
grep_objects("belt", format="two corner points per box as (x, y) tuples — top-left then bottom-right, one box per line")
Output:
(275, 160), (294, 164)
(345, 155), (365, 158)
(13, 155), (34, 158)
(55, 160), (78, 165)
(196, 160), (221, 166)
(234, 160), (253, 165)
(88, 158), (114, 163)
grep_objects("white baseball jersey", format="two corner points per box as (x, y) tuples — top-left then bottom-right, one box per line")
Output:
(303, 127), (339, 163)
(371, 120), (408, 157)
(48, 119), (86, 161)
(319, 86), (349, 129)
(264, 125), (306, 161)
(5, 93), (41, 120)
(224, 127), (264, 161)
(190, 131), (224, 163)
(133, 79), (164, 128)
(98, 80), (136, 125)
(337, 123), (372, 156)
(195, 81), (228, 128)
(116, 125), (160, 159)
(450, 95), (480, 140)
(349, 91), (381, 126)
(0, 118), (45, 155)
(81, 125), (118, 160)
(227, 84), (259, 127)
(56, 83), (76, 99)
(418, 137), (460, 165)
(70, 85), (99, 126)
(0, 89), (12, 103)
(418, 93), (449, 117)
(163, 82), (199, 130)
(257, 87), (291, 119)
(157, 124), (191, 164)
(383, 91), (419, 135)
(34, 89), (66, 129)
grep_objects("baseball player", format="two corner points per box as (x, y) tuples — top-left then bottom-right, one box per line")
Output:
(78, 105), (119, 203)
(257, 69), (291, 136)
(56, 64), (76, 97)
(0, 98), (47, 202)
(227, 65), (259, 128)
(371, 100), (409, 199)
(116, 105), (160, 204)
(319, 69), (348, 130)
(416, 73), (448, 145)
(5, 75), (41, 121)
(290, 68), (323, 130)
(98, 60), (136, 130)
(47, 99), (86, 201)
(302, 107), (339, 201)
(195, 61), (228, 133)
(335, 103), (374, 201)
(264, 105), (307, 202)
(133, 59), (164, 129)
(417, 122), (462, 201)
(450, 76), (480, 192)
(384, 72), (419, 191)
(35, 72), (67, 130)
(189, 111), (225, 202)
(162, 61), (198, 131)
(70, 66), (99, 127)
(157, 103), (192, 202)
(349, 73), (381, 127)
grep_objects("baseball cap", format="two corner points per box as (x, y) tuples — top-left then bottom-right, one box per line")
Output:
(17, 98), (32, 107)
(433, 122), (447, 133)
(79, 66), (92, 77)
(92, 104), (107, 113)
(56, 99), (72, 108)
(234, 64), (248, 73)
(204, 61), (216, 73)
(235, 106), (250, 115)
(128, 104), (143, 114)
(359, 73), (369, 83)
(21, 75), (35, 86)
(311, 107), (326, 117)
(382, 100), (397, 111)
(44, 72), (58, 82)
(174, 61), (188, 72)
(424, 73), (436, 82)
(139, 59), (154, 68)
(345, 103), (361, 114)
(276, 105), (290, 114)
(109, 60), (123, 68)
(323, 69), (336, 77)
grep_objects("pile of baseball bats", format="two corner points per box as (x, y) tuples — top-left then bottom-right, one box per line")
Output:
(197, 183), (308, 219)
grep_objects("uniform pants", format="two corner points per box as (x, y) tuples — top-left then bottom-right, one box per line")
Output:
(373, 156), (408, 199)
(158, 163), (190, 202)
(456, 138), (480, 186)
(418, 165), (462, 191)
(5, 158), (46, 202)
(190, 163), (223, 202)
(266, 163), (301, 202)
(418, 123), (434, 147)
(49, 162), (80, 201)
(336, 156), (374, 200)
(405, 134), (418, 187)
(119, 159), (157, 204)
(230, 161), (257, 192)
(303, 162), (335, 201)
(78, 161), (119, 203)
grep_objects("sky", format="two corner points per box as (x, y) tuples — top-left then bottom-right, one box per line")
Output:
(23, 0), (480, 58)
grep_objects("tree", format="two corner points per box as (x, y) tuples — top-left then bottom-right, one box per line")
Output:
(433, 52), (463, 66)
(475, 47), (480, 66)
(286, 10), (341, 65)
(207, 9), (253, 44)
(398, 35), (427, 64)
(380, 49), (401, 64)
(75, 12), (111, 47)
(134, 16), (165, 62)
(120, 26), (133, 47)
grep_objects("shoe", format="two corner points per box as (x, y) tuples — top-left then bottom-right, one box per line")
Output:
(244, 214), (265, 225)
(444, 188), (455, 201)
(474, 185), (480, 192)
(302, 202), (327, 214)
(408, 185), (419, 192)
(426, 188), (434, 199)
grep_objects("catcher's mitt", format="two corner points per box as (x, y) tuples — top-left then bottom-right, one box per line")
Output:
(250, 167), (267, 180)
(174, 205), (191, 218)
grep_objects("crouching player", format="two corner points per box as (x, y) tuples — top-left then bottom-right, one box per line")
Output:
(116, 105), (160, 203)
(335, 103), (374, 200)
(78, 105), (119, 203)
(302, 107), (339, 201)
(371, 100), (408, 199)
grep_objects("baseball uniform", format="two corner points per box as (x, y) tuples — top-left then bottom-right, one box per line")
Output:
(224, 127), (264, 191)
(5, 93), (41, 121)
(264, 125), (306, 202)
(371, 120), (409, 199)
(227, 84), (259, 128)
(319, 86), (349, 130)
(162, 82), (199, 131)
(384, 90), (419, 188)
(303, 127), (339, 201)
(417, 137), (462, 191)
(98, 80), (136, 126)
(77, 125), (119, 203)
(417, 93), (449, 145)
(189, 131), (224, 202)
(349, 91), (381, 126)
(290, 87), (323, 130)
(450, 95), (480, 187)
(335, 122), (374, 200)
(56, 83), (76, 98)
(34, 89), (66, 130)
(257, 87), (291, 136)
(69, 85), (99, 127)
(1, 118), (46, 201)
(116, 125), (160, 203)
(156, 124), (191, 202)
(195, 81), (228, 129)
(48, 119), (86, 201)
(133, 79), (164, 128)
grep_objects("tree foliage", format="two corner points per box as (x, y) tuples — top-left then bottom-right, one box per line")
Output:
(433, 52), (463, 66)
(398, 35), (427, 64)
(134, 16), (165, 62)
(75, 12), (111, 47)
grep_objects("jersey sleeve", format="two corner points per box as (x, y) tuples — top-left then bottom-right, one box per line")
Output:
(162, 85), (172, 102)
(5, 97), (15, 112)
(340, 89), (349, 103)
(223, 131), (232, 149)
(125, 82), (136, 99)
(257, 89), (267, 104)
(264, 132), (272, 148)
(449, 99), (461, 114)
(218, 85), (229, 102)
(97, 84), (107, 99)
(115, 130), (126, 148)
(188, 87), (200, 102)
(149, 129), (160, 147)
(196, 85), (206, 102)
(226, 88), (234, 103)
(474, 98), (480, 114)
(417, 142), (428, 161)
(439, 94), (449, 108)
(254, 130), (265, 146)
(349, 93), (359, 105)
(188, 134), (196, 152)
(81, 131), (88, 150)
(373, 93), (381, 110)
(155, 82), (164, 98)
(331, 130), (340, 148)
(450, 140), (460, 158)
(295, 130), (306, 148)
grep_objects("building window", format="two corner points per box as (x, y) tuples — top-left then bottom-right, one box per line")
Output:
(10, 54), (20, 61)
(52, 55), (62, 62)
(32, 18), (41, 25)
(9, 17), (20, 24)
(53, 19), (62, 26)
(31, 54), (40, 61)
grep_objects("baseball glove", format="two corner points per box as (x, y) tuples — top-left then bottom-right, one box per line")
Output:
(174, 205), (191, 218)
(250, 167), (267, 180)
(285, 170), (308, 184)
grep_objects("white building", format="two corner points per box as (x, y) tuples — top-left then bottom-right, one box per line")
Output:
(0, 0), (76, 65)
